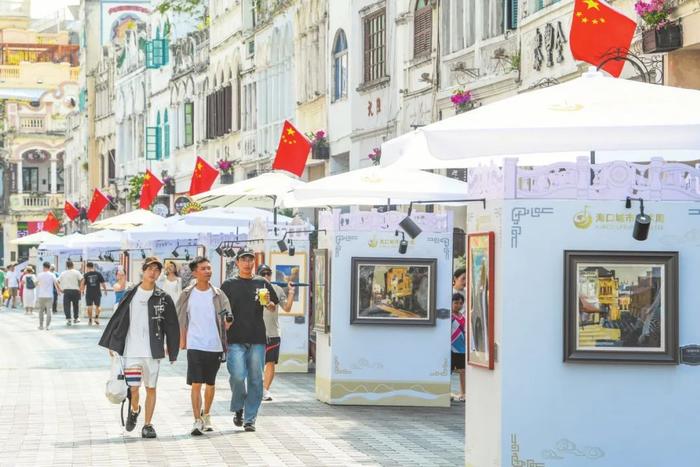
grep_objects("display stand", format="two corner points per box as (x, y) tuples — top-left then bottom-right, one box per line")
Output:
(315, 208), (454, 407)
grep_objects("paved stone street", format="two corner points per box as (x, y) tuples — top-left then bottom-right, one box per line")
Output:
(0, 308), (464, 466)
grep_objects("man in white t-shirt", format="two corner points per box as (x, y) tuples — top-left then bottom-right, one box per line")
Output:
(176, 256), (231, 436)
(36, 262), (59, 330)
(58, 261), (83, 325)
(5, 264), (19, 309)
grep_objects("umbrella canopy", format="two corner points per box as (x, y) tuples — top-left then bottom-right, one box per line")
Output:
(10, 231), (59, 246)
(38, 232), (85, 252)
(183, 206), (295, 226)
(193, 172), (305, 208)
(91, 209), (168, 230)
(283, 166), (469, 208)
(384, 69), (700, 164)
(68, 230), (122, 250)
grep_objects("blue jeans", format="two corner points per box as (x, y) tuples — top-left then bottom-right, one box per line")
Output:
(226, 343), (265, 423)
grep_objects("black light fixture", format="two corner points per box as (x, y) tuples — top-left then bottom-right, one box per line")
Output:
(215, 245), (224, 256)
(395, 230), (408, 254)
(98, 253), (104, 261)
(399, 203), (422, 239)
(185, 250), (191, 261)
(141, 249), (146, 259)
(288, 239), (295, 256)
(626, 197), (651, 241)
(171, 248), (179, 258)
(79, 255), (83, 262)
(277, 232), (288, 253)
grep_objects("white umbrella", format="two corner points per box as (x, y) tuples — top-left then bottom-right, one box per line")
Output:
(69, 230), (122, 250)
(91, 209), (168, 230)
(10, 231), (59, 245)
(38, 232), (85, 253)
(384, 69), (700, 164)
(283, 166), (470, 208)
(183, 206), (294, 225)
(193, 172), (305, 208)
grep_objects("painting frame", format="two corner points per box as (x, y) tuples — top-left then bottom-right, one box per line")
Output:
(350, 257), (437, 326)
(467, 232), (495, 369)
(313, 249), (330, 333)
(162, 258), (194, 288)
(564, 250), (679, 364)
(269, 251), (308, 317)
(91, 260), (119, 290)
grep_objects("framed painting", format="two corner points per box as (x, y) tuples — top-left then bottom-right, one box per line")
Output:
(92, 261), (119, 290)
(129, 259), (144, 283)
(467, 232), (495, 369)
(220, 256), (240, 283)
(163, 258), (194, 288)
(350, 257), (437, 325)
(269, 251), (307, 317)
(313, 249), (330, 333)
(564, 251), (679, 364)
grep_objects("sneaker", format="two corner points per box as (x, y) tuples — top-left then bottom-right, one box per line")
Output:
(263, 390), (272, 401)
(233, 409), (243, 427)
(244, 422), (256, 432)
(202, 412), (213, 432)
(125, 406), (141, 432)
(141, 424), (157, 439)
(94, 318), (100, 326)
(88, 319), (93, 326)
(38, 325), (43, 330)
(45, 326), (50, 331)
(191, 419), (204, 436)
(66, 320), (71, 326)
(74, 318), (80, 324)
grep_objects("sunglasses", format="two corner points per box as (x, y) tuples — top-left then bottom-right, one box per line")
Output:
(261, 271), (272, 276)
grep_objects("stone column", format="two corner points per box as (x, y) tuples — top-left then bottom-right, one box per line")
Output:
(16, 159), (23, 194)
(50, 156), (57, 194)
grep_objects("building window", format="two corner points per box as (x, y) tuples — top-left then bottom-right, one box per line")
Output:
(414, 0), (432, 57)
(332, 29), (348, 101)
(22, 167), (39, 192)
(441, 0), (476, 54)
(363, 9), (386, 84)
(164, 110), (170, 158)
(482, 0), (505, 39)
(107, 149), (115, 181)
(184, 102), (194, 146)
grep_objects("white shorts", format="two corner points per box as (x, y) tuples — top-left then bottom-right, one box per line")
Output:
(122, 357), (161, 388)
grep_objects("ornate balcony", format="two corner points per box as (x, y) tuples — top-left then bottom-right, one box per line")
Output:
(9, 193), (64, 212)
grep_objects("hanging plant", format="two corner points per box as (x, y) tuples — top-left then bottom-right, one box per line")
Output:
(635, 0), (672, 30)
(128, 174), (145, 204)
(305, 130), (329, 148)
(368, 147), (381, 166)
(450, 89), (474, 114)
(216, 159), (235, 175)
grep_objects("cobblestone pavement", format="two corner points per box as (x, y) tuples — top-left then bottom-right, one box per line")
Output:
(0, 308), (464, 466)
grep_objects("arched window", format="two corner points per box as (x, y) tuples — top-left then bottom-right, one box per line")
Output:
(414, 0), (432, 57)
(156, 111), (162, 160)
(163, 110), (170, 159)
(332, 29), (348, 102)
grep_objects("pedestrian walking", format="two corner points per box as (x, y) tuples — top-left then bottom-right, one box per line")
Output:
(453, 268), (466, 314)
(98, 256), (179, 439)
(0, 266), (6, 309)
(220, 247), (278, 432)
(36, 262), (59, 330)
(113, 269), (128, 305)
(22, 267), (37, 315)
(5, 264), (19, 309)
(58, 261), (82, 325)
(257, 264), (295, 402)
(81, 262), (107, 325)
(175, 256), (231, 436)
(50, 264), (58, 314)
(158, 261), (182, 304)
(450, 293), (466, 402)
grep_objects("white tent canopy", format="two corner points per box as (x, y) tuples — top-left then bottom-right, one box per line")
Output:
(283, 166), (470, 208)
(91, 209), (169, 230)
(10, 231), (59, 246)
(183, 206), (294, 226)
(383, 69), (700, 165)
(193, 172), (305, 208)
(69, 230), (122, 250)
(38, 232), (85, 252)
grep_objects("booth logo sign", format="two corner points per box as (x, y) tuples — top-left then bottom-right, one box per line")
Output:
(367, 237), (413, 248)
(573, 205), (665, 231)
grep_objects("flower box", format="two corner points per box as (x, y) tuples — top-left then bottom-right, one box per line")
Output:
(642, 23), (682, 53)
(312, 145), (330, 160)
(220, 173), (234, 184)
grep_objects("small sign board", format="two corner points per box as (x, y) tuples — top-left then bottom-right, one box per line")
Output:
(680, 345), (700, 365)
(174, 196), (190, 215)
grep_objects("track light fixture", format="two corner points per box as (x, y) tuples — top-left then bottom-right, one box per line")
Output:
(399, 203), (423, 239)
(215, 245), (224, 256)
(185, 250), (191, 261)
(141, 249), (146, 259)
(395, 230), (408, 254)
(288, 239), (295, 256)
(98, 253), (104, 261)
(171, 248), (179, 258)
(277, 232), (288, 253)
(625, 197), (651, 241)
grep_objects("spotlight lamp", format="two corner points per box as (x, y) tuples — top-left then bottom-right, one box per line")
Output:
(625, 196), (651, 241)
(98, 253), (104, 261)
(288, 239), (295, 256)
(185, 250), (191, 261)
(171, 248), (179, 258)
(277, 232), (288, 253)
(215, 245), (224, 256)
(399, 203), (423, 239)
(395, 230), (408, 255)
(141, 249), (146, 259)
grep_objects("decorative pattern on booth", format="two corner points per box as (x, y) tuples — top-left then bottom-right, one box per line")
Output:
(334, 234), (359, 258)
(510, 434), (545, 467)
(328, 381), (450, 407)
(430, 357), (449, 376)
(276, 354), (308, 372)
(466, 165), (504, 199)
(338, 211), (451, 233)
(541, 438), (605, 461)
(510, 207), (555, 248)
(334, 356), (351, 375)
(427, 237), (451, 260)
(572, 205), (665, 232)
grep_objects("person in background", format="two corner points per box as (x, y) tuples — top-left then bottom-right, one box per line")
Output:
(81, 262), (107, 326)
(451, 293), (466, 402)
(453, 268), (467, 314)
(159, 261), (183, 304)
(58, 260), (83, 326)
(256, 264), (295, 402)
(113, 269), (128, 305)
(5, 264), (19, 309)
(22, 266), (37, 315)
(0, 266), (6, 306)
(50, 264), (59, 314)
(36, 262), (59, 330)
(176, 256), (231, 436)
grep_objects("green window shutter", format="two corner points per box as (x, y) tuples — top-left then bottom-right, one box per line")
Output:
(508, 0), (518, 29)
(153, 39), (164, 67)
(145, 40), (156, 69)
(184, 102), (194, 147)
(145, 126), (161, 160)
(162, 39), (169, 65)
(164, 111), (170, 159)
(78, 88), (86, 112)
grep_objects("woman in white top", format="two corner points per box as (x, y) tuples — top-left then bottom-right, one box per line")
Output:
(158, 261), (182, 303)
(22, 267), (37, 314)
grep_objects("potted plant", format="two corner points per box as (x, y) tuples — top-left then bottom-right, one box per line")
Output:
(163, 175), (176, 194)
(368, 147), (381, 166)
(307, 130), (330, 159)
(216, 159), (234, 184)
(127, 174), (145, 204)
(636, 0), (682, 53)
(450, 89), (474, 114)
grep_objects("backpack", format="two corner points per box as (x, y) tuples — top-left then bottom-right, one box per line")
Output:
(25, 276), (35, 290)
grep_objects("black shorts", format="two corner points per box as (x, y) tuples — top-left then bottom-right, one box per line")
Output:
(265, 337), (281, 364)
(187, 349), (222, 385)
(85, 292), (101, 307)
(451, 352), (465, 371)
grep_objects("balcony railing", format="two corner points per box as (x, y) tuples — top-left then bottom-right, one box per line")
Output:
(0, 63), (79, 85)
(9, 193), (64, 212)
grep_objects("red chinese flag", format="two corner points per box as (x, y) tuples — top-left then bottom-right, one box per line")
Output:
(140, 170), (164, 209)
(272, 120), (311, 177)
(42, 212), (60, 233)
(569, 0), (636, 78)
(86, 189), (110, 223)
(64, 201), (80, 221)
(189, 156), (219, 196)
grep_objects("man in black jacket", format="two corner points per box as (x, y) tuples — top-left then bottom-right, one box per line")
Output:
(99, 257), (179, 439)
